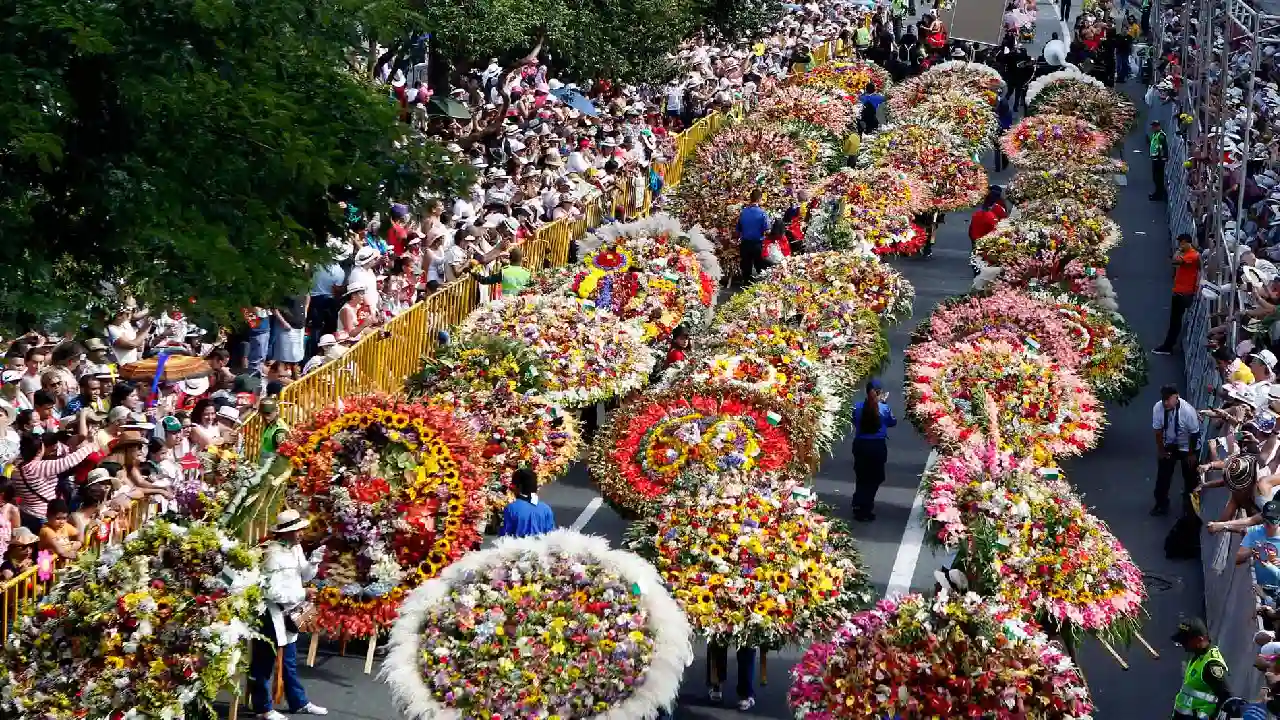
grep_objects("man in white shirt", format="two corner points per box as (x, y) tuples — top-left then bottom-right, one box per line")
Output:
(1152, 384), (1202, 516)
(347, 248), (381, 314)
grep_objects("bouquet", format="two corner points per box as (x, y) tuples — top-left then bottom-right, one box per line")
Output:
(776, 118), (847, 175)
(589, 385), (805, 516)
(1018, 198), (1123, 251)
(516, 264), (579, 298)
(0, 520), (261, 720)
(912, 288), (1084, 371)
(430, 387), (580, 510)
(885, 61), (1006, 116)
(905, 338), (1104, 457)
(805, 169), (931, 255)
(458, 295), (656, 408)
(383, 530), (693, 720)
(174, 446), (251, 522)
(1026, 69), (1108, 107)
(278, 394), (488, 638)
(405, 334), (548, 398)
(862, 124), (988, 210)
(626, 479), (873, 649)
(1001, 114), (1120, 170)
(795, 60), (891, 94)
(788, 592), (1094, 719)
(1028, 75), (1136, 142)
(901, 91), (998, 153)
(1005, 167), (1118, 210)
(757, 86), (859, 136)
(976, 251), (1118, 313)
(1028, 289), (1148, 404)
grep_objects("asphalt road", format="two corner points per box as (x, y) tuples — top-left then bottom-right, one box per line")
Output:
(235, 7), (1207, 719)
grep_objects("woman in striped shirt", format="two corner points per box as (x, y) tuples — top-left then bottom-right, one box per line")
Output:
(12, 410), (99, 533)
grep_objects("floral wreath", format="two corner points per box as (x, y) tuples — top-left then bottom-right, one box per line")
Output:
(458, 295), (656, 408)
(1001, 114), (1121, 171)
(1027, 289), (1148, 405)
(795, 60), (891, 94)
(383, 530), (693, 720)
(626, 478), (873, 649)
(279, 394), (487, 639)
(911, 288), (1084, 372)
(862, 124), (988, 210)
(589, 385), (805, 516)
(905, 338), (1104, 457)
(757, 86), (859, 136)
(0, 521), (261, 720)
(788, 592), (1094, 719)
(405, 334), (548, 398)
(1005, 167), (1118, 210)
(760, 252), (916, 325)
(708, 312), (891, 392)
(900, 91), (998, 153)
(584, 212), (723, 285)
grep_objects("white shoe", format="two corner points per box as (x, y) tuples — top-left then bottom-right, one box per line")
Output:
(259, 711), (289, 720)
(738, 697), (757, 711)
(293, 704), (328, 716)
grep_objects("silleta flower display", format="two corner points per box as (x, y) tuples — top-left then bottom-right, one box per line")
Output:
(788, 592), (1094, 719)
(756, 86), (859, 137)
(795, 60), (891, 95)
(912, 288), (1084, 372)
(900, 91), (998, 153)
(627, 479), (873, 649)
(885, 61), (1006, 116)
(405, 334), (549, 398)
(1001, 114), (1118, 170)
(1027, 289), (1148, 405)
(971, 201), (1122, 270)
(382, 530), (693, 720)
(805, 168), (931, 255)
(590, 385), (805, 516)
(1027, 71), (1136, 142)
(458, 295), (656, 408)
(905, 338), (1104, 457)
(758, 252), (916, 324)
(1004, 167), (1119, 210)
(862, 123), (988, 210)
(975, 251), (1119, 314)
(0, 520), (261, 720)
(278, 394), (487, 639)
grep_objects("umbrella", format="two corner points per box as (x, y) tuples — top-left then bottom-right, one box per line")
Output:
(428, 96), (471, 121)
(119, 354), (212, 382)
(550, 88), (599, 116)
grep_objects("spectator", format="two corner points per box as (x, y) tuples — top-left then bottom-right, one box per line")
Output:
(1152, 384), (1201, 516)
(1237, 500), (1280, 609)
(0, 527), (37, 581)
(38, 498), (82, 560)
(1216, 346), (1256, 385)
(1153, 234), (1200, 355)
(71, 469), (115, 540)
(12, 415), (98, 532)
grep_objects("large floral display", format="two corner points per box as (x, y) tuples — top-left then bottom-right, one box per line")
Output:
(886, 62), (1005, 116)
(590, 385), (806, 516)
(804, 168), (931, 255)
(971, 202), (1122, 270)
(1027, 70), (1136, 142)
(788, 592), (1094, 719)
(757, 85), (859, 136)
(912, 289), (1084, 372)
(900, 91), (998, 153)
(1029, 289), (1148, 404)
(905, 339), (1104, 457)
(757, 252), (916, 325)
(383, 530), (693, 720)
(458, 295), (655, 408)
(704, 317), (888, 389)
(794, 60), (891, 94)
(278, 395), (488, 638)
(1005, 167), (1118, 209)
(863, 124), (988, 210)
(1001, 114), (1118, 170)
(406, 334), (548, 398)
(975, 251), (1119, 313)
(0, 521), (261, 720)
(627, 479), (873, 649)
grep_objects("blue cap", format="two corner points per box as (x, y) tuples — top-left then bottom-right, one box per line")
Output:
(866, 378), (883, 391)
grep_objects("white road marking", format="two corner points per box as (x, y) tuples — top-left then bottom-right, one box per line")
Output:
(570, 497), (604, 531)
(885, 450), (937, 598)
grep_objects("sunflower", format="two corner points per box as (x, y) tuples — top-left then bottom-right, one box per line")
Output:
(696, 590), (715, 606)
(706, 544), (726, 560)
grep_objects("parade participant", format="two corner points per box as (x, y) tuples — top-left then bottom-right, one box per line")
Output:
(851, 378), (897, 522)
(734, 188), (770, 284)
(762, 218), (794, 266)
(1171, 618), (1232, 719)
(258, 398), (290, 460)
(499, 467), (557, 538)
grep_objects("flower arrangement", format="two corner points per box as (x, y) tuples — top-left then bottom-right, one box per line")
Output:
(708, 313), (890, 391)
(1005, 167), (1118, 210)
(788, 592), (1094, 719)
(761, 252), (916, 325)
(585, 212), (723, 285)
(516, 264), (579, 297)
(901, 91), (998, 153)
(405, 334), (548, 398)
(174, 446), (249, 522)
(757, 86), (859, 136)
(1029, 78), (1137, 142)
(912, 288), (1084, 371)
(885, 61), (1005, 116)
(971, 212), (1117, 269)
(1026, 69), (1108, 106)
(0, 520), (262, 720)
(429, 387), (580, 511)
(776, 119), (847, 175)
(1027, 289), (1148, 405)
(1019, 197), (1123, 251)
(862, 124), (988, 210)
(626, 479), (873, 649)
(1001, 114), (1120, 170)
(278, 394), (487, 639)
(975, 251), (1118, 313)
(458, 295), (656, 408)
(795, 60), (891, 95)
(905, 338), (1104, 457)
(382, 530), (693, 720)
(805, 168), (931, 255)
(589, 385), (806, 516)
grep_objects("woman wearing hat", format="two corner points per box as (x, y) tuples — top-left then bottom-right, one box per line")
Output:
(249, 510), (328, 720)
(1, 526), (37, 581)
(71, 468), (116, 541)
(850, 378), (898, 522)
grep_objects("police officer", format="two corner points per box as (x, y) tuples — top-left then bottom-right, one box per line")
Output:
(1172, 618), (1232, 719)
(1150, 119), (1170, 201)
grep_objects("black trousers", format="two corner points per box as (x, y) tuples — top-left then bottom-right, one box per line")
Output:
(994, 146), (1009, 171)
(1012, 84), (1028, 113)
(1155, 448), (1198, 511)
(740, 240), (765, 284)
(1152, 158), (1168, 198)
(851, 438), (888, 513)
(1060, 0), (1071, 20)
(1159, 292), (1195, 350)
(305, 294), (339, 358)
(707, 644), (756, 699)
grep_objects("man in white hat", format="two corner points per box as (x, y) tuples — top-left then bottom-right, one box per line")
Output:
(346, 247), (381, 314)
(249, 509), (328, 720)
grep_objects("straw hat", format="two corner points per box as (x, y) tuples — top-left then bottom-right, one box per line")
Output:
(271, 509), (310, 534)
(9, 528), (37, 547)
(114, 429), (148, 449)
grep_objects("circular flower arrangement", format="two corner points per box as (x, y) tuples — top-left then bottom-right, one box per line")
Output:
(762, 252), (916, 325)
(1029, 289), (1148, 404)
(972, 212), (1118, 269)
(805, 168), (931, 255)
(458, 295), (655, 408)
(0, 520), (261, 720)
(626, 479), (873, 649)
(757, 86), (859, 136)
(901, 91), (998, 153)
(912, 288), (1083, 371)
(1001, 114), (1118, 170)
(795, 60), (891, 94)
(1026, 68), (1108, 106)
(383, 530), (693, 720)
(591, 385), (806, 516)
(1019, 197), (1123, 248)
(174, 446), (253, 523)
(279, 394), (487, 638)
(920, 442), (1062, 548)
(405, 334), (547, 398)
(788, 592), (1094, 719)
(905, 338), (1104, 457)
(863, 124), (988, 210)
(430, 387), (580, 511)
(1029, 78), (1137, 142)
(980, 251), (1117, 311)
(1005, 167), (1118, 209)
(885, 61), (1006, 116)
(709, 313), (890, 388)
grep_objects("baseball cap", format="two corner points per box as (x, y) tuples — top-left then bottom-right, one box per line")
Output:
(161, 415), (182, 433)
(1264, 500), (1280, 524)
(1172, 617), (1210, 644)
(1, 370), (20, 384)
(259, 398), (279, 415)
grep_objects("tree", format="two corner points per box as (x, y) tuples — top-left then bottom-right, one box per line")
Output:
(694, 0), (785, 43)
(0, 0), (473, 335)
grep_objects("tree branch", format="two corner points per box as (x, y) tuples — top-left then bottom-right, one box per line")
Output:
(456, 30), (544, 150)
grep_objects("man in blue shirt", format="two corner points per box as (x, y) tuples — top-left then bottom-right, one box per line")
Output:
(851, 378), (897, 522)
(858, 82), (885, 133)
(500, 467), (557, 539)
(1238, 501), (1280, 596)
(735, 188), (771, 285)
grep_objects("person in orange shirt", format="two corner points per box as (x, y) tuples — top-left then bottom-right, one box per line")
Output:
(1154, 233), (1201, 355)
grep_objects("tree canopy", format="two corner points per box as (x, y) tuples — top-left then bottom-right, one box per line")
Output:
(0, 0), (472, 335)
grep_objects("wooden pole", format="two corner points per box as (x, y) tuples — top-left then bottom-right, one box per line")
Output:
(273, 652), (285, 706)
(1134, 631), (1162, 659)
(364, 635), (379, 674)
(306, 633), (320, 667)
(1097, 637), (1131, 670)
(759, 650), (769, 686)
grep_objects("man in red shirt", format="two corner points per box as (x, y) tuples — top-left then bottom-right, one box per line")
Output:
(386, 204), (410, 255)
(1153, 233), (1200, 355)
(968, 205), (999, 246)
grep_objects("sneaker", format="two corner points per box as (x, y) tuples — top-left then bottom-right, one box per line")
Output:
(1151, 347), (1172, 355)
(709, 687), (723, 703)
(738, 697), (757, 711)
(853, 511), (876, 523)
(292, 704), (328, 716)
(260, 712), (289, 720)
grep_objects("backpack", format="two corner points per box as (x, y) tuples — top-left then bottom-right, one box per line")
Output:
(1164, 511), (1203, 560)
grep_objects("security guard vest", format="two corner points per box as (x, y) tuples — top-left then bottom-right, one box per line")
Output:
(1174, 647), (1226, 718)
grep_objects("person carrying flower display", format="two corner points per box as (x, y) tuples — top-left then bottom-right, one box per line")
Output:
(499, 467), (557, 538)
(851, 378), (897, 522)
(735, 188), (771, 284)
(251, 509), (329, 720)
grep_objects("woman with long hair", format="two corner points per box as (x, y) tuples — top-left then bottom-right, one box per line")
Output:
(851, 378), (897, 522)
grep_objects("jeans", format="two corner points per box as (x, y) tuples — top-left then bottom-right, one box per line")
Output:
(740, 240), (765, 284)
(1159, 293), (1195, 350)
(707, 644), (756, 699)
(1155, 448), (1197, 511)
(249, 639), (309, 713)
(247, 330), (271, 370)
(851, 438), (889, 514)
